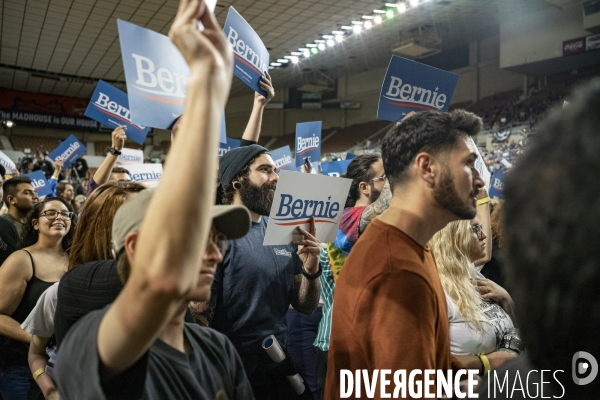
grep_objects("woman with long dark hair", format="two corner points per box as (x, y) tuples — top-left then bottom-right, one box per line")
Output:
(0, 197), (75, 400)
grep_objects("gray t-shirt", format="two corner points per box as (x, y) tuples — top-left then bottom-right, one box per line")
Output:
(55, 305), (254, 400)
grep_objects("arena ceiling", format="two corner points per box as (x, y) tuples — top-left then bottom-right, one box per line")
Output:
(0, 0), (585, 99)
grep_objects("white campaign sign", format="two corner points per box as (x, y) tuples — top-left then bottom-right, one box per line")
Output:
(118, 148), (144, 164)
(126, 163), (163, 188)
(470, 140), (491, 190)
(0, 150), (17, 173)
(263, 170), (352, 246)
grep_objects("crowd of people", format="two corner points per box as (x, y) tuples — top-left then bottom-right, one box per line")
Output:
(1, 1), (599, 399)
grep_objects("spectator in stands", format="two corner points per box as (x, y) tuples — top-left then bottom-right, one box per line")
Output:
(72, 157), (88, 180)
(110, 167), (131, 182)
(56, 181), (77, 213)
(54, 5), (255, 397)
(32, 151), (53, 180)
(74, 194), (86, 211)
(478, 80), (600, 399)
(2, 176), (39, 238)
(326, 110), (484, 397)
(430, 218), (515, 374)
(87, 126), (127, 195)
(0, 165), (20, 266)
(190, 143), (321, 399)
(0, 197), (75, 400)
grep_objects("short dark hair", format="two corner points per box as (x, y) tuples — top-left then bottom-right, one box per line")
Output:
(111, 167), (131, 175)
(381, 110), (482, 189)
(56, 181), (73, 197)
(21, 196), (77, 251)
(343, 153), (381, 208)
(3, 176), (32, 208)
(220, 151), (268, 205)
(503, 79), (600, 397)
(0, 164), (6, 178)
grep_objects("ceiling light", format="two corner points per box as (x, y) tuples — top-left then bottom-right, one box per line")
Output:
(398, 3), (407, 12)
(332, 30), (344, 34)
(314, 39), (325, 43)
(303, 50), (310, 57)
(318, 43), (325, 50)
(351, 21), (363, 25)
(385, 3), (398, 7)
(298, 48), (309, 51)
(374, 15), (383, 24)
(322, 34), (334, 39)
(277, 59), (289, 63)
(311, 47), (318, 54)
(364, 21), (372, 29)
(362, 15), (374, 19)
(327, 39), (335, 46)
(335, 34), (344, 42)
(283, 55), (294, 59)
(291, 52), (302, 55)
(306, 43), (317, 47)
(268, 66), (275, 70)
(270, 62), (282, 66)
(386, 9), (394, 18)
(353, 25), (362, 33)
(341, 25), (353, 30)
(291, 56), (299, 64)
(373, 9), (386, 13)
(410, 0), (419, 6)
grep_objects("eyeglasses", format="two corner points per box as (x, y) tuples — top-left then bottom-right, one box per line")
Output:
(472, 223), (484, 239)
(40, 210), (74, 221)
(208, 230), (228, 255)
(371, 174), (386, 183)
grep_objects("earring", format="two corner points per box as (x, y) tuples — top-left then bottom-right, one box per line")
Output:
(233, 182), (242, 189)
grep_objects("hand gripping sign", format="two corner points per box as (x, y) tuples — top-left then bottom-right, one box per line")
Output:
(270, 146), (294, 172)
(118, 148), (144, 165)
(85, 80), (150, 145)
(117, 18), (226, 143)
(377, 55), (459, 122)
(321, 159), (352, 178)
(126, 163), (163, 188)
(295, 121), (322, 167)
(224, 7), (270, 96)
(49, 135), (87, 169)
(25, 170), (53, 197)
(263, 171), (352, 246)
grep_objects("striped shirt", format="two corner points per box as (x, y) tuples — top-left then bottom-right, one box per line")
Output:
(313, 248), (334, 351)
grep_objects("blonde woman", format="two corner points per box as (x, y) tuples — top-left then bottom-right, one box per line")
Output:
(430, 217), (516, 374)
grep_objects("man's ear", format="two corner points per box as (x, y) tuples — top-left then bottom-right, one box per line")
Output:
(7, 195), (16, 206)
(414, 152), (437, 187)
(358, 181), (370, 196)
(124, 231), (138, 266)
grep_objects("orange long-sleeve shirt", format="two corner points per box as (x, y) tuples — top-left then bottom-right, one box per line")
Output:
(325, 218), (465, 399)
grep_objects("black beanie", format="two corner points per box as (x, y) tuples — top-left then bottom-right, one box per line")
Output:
(219, 144), (269, 186)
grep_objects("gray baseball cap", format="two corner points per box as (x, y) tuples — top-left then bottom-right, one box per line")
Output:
(111, 188), (251, 257)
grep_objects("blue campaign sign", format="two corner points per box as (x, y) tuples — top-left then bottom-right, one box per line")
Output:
(224, 7), (269, 96)
(321, 160), (352, 178)
(295, 121), (322, 167)
(218, 138), (241, 158)
(489, 171), (505, 199)
(85, 80), (150, 145)
(49, 135), (87, 169)
(377, 55), (459, 122)
(345, 153), (357, 160)
(270, 146), (294, 171)
(25, 171), (53, 197)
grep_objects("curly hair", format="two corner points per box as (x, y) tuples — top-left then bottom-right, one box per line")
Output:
(21, 196), (76, 252)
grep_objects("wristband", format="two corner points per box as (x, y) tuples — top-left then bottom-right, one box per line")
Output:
(478, 353), (491, 374)
(33, 367), (45, 381)
(476, 196), (491, 206)
(301, 264), (322, 280)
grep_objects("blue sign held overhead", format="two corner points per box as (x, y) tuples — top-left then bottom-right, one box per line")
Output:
(377, 55), (459, 122)
(489, 171), (505, 199)
(218, 138), (241, 158)
(270, 146), (294, 171)
(345, 153), (357, 160)
(321, 159), (352, 178)
(224, 7), (269, 97)
(85, 80), (150, 145)
(49, 135), (87, 169)
(295, 121), (322, 167)
(25, 170), (53, 197)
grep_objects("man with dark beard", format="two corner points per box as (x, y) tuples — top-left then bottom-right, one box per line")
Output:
(191, 144), (322, 400)
(326, 110), (485, 398)
(1, 176), (39, 238)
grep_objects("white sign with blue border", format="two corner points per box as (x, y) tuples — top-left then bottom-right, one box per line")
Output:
(85, 80), (150, 145)
(295, 121), (322, 167)
(25, 170), (53, 197)
(224, 7), (269, 97)
(127, 163), (163, 188)
(0, 150), (16, 173)
(377, 55), (459, 122)
(118, 148), (144, 165)
(49, 135), (87, 169)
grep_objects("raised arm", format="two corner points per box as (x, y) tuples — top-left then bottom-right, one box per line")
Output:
(359, 179), (392, 234)
(240, 72), (274, 143)
(96, 0), (233, 375)
(91, 126), (126, 189)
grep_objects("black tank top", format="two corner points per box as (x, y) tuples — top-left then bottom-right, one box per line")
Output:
(0, 250), (56, 367)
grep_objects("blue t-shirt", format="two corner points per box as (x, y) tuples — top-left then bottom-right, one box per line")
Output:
(210, 217), (302, 357)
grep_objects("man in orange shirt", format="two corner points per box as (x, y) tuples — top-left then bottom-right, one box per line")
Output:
(326, 110), (485, 399)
